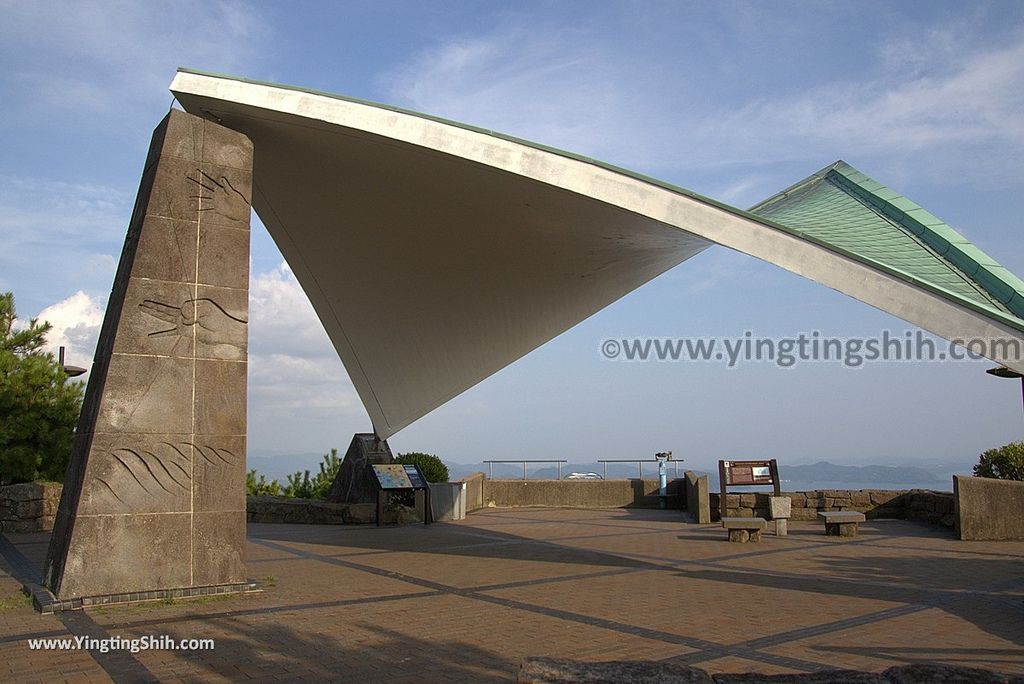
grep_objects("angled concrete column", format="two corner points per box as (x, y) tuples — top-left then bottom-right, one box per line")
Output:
(44, 110), (253, 601)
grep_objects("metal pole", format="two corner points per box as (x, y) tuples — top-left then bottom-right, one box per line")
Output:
(523, 462), (527, 480)
(557, 462), (562, 480)
(488, 462), (492, 479)
(639, 462), (643, 480)
(603, 462), (607, 479)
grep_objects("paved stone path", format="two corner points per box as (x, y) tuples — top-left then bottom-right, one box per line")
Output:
(1, 508), (1022, 682)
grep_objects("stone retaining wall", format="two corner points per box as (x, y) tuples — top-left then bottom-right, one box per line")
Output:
(709, 488), (955, 528)
(0, 482), (63, 533)
(245, 483), (958, 530)
(482, 478), (684, 509)
(246, 497), (421, 525)
(247, 496), (351, 524)
(905, 489), (957, 528)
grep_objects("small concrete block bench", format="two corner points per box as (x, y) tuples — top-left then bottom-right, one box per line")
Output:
(722, 517), (766, 543)
(818, 511), (866, 537)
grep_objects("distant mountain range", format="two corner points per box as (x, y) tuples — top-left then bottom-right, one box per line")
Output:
(778, 461), (945, 485)
(447, 462), (677, 481)
(246, 452), (963, 490)
(448, 459), (960, 490)
(247, 452), (325, 482)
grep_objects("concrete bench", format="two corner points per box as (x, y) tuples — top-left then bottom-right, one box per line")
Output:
(818, 511), (866, 537)
(722, 517), (766, 543)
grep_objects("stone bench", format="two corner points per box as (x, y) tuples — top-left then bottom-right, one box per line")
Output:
(722, 517), (766, 542)
(818, 511), (865, 537)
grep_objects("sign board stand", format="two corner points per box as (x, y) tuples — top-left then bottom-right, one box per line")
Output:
(718, 459), (781, 521)
(370, 463), (433, 526)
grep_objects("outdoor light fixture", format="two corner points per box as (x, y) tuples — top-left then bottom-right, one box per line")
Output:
(986, 366), (1024, 380)
(58, 346), (86, 378)
(986, 365), (1024, 426)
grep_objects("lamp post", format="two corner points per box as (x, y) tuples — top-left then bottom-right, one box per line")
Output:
(58, 346), (86, 378)
(986, 366), (1024, 427)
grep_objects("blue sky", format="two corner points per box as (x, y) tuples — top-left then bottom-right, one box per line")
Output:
(2, 1), (1023, 473)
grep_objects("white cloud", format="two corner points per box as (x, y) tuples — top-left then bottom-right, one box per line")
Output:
(0, 1), (270, 123)
(717, 40), (1024, 166)
(713, 175), (775, 209)
(26, 259), (366, 426)
(35, 290), (105, 373)
(247, 261), (365, 426)
(383, 15), (1024, 190)
(383, 24), (672, 169)
(0, 2), (272, 311)
(0, 174), (125, 311)
(0, 174), (132, 241)
(250, 261), (337, 358)
(246, 260), (368, 453)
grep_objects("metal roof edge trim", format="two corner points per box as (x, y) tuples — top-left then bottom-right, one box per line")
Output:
(826, 164), (1024, 319)
(172, 68), (1024, 334)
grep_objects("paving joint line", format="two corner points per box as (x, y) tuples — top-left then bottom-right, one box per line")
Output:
(249, 536), (827, 672)
(491, 531), (1004, 606)
(270, 522), (995, 611)
(667, 559), (1024, 667)
(0, 533), (159, 682)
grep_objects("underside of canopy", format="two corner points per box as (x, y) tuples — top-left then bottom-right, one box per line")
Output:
(170, 68), (1024, 438)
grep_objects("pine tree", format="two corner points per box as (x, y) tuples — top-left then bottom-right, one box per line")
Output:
(0, 292), (84, 484)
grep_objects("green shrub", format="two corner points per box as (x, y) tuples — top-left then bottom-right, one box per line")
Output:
(974, 441), (1024, 481)
(0, 292), (84, 485)
(283, 470), (313, 499)
(282, 448), (342, 499)
(395, 452), (449, 483)
(313, 448), (342, 498)
(246, 469), (282, 496)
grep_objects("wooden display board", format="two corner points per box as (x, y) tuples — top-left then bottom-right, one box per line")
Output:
(718, 459), (781, 520)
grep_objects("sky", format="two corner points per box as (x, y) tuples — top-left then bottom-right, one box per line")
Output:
(2, 1), (1023, 475)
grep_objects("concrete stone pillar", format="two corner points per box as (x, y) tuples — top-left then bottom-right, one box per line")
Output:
(769, 496), (791, 537)
(44, 110), (253, 601)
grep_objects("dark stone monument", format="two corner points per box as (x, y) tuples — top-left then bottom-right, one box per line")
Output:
(44, 110), (253, 600)
(326, 434), (395, 504)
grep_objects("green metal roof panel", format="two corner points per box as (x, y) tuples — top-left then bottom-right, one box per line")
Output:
(750, 161), (1024, 326)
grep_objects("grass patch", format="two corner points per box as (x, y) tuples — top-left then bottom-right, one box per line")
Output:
(93, 592), (238, 615)
(0, 592), (33, 611)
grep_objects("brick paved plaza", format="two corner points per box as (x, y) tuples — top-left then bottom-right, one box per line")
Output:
(1, 508), (1022, 682)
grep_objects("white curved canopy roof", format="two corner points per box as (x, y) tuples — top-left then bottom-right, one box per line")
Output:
(170, 69), (1024, 438)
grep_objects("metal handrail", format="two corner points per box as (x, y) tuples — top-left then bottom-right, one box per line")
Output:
(595, 459), (682, 480)
(483, 460), (569, 480)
